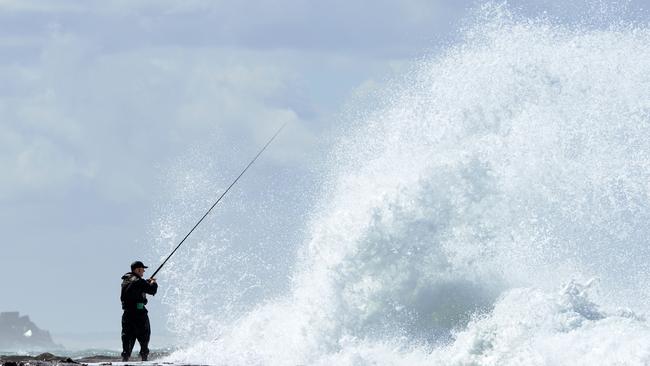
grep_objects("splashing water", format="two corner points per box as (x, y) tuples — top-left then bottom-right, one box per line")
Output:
(156, 4), (650, 365)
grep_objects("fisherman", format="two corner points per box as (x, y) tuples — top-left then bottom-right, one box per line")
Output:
(120, 261), (158, 362)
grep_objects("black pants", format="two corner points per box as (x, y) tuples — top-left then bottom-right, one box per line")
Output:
(121, 311), (151, 360)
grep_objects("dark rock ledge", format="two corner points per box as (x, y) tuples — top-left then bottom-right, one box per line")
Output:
(1, 351), (171, 366)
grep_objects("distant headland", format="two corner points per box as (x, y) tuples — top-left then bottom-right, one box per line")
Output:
(0, 312), (60, 352)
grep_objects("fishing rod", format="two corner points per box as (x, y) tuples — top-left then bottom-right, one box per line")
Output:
(149, 123), (287, 279)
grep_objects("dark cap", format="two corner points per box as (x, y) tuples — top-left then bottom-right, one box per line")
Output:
(130, 261), (148, 271)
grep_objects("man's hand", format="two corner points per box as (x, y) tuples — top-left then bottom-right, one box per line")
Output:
(148, 278), (157, 284)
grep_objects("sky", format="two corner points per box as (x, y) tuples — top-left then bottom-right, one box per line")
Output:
(1, 0), (650, 351)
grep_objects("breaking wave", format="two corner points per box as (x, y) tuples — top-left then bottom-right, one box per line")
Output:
(156, 4), (650, 365)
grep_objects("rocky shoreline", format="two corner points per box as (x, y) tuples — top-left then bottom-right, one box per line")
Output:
(0, 352), (171, 366)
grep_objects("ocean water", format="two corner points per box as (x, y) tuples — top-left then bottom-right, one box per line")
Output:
(154, 4), (650, 366)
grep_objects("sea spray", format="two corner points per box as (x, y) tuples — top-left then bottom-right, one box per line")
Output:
(157, 4), (650, 365)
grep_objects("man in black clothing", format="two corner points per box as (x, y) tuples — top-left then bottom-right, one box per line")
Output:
(120, 261), (158, 362)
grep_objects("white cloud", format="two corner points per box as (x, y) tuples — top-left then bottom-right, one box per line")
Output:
(0, 30), (323, 202)
(0, 128), (81, 199)
(0, 0), (470, 206)
(0, 0), (472, 59)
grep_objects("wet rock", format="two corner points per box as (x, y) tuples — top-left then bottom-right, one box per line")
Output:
(33, 354), (57, 361)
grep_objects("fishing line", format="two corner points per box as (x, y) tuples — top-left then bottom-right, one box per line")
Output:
(150, 123), (287, 279)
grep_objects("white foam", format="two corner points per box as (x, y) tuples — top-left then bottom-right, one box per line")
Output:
(158, 4), (650, 365)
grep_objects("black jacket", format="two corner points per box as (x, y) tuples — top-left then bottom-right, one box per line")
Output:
(120, 272), (158, 312)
